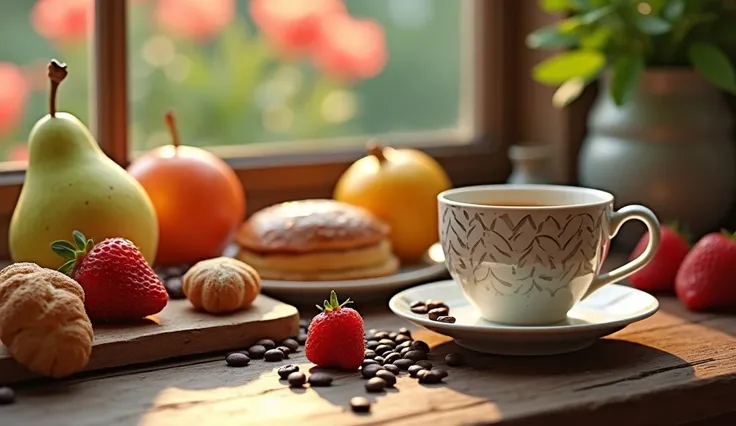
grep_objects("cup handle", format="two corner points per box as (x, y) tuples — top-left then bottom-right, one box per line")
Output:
(581, 205), (661, 300)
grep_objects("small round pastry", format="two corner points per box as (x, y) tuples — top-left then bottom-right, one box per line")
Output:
(0, 262), (94, 378)
(235, 199), (400, 281)
(182, 257), (261, 314)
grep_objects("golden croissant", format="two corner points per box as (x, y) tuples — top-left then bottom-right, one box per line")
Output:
(0, 262), (94, 378)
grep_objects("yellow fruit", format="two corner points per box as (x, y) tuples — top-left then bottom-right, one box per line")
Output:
(334, 142), (451, 263)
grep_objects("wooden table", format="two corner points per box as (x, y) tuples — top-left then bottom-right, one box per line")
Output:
(3, 266), (736, 426)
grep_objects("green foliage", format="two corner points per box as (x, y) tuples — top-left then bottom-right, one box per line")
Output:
(528, 0), (736, 107)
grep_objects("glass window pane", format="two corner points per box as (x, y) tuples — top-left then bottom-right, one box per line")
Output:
(128, 0), (465, 154)
(0, 0), (93, 164)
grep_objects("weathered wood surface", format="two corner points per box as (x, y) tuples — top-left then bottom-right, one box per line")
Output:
(2, 296), (734, 426)
(0, 295), (300, 384)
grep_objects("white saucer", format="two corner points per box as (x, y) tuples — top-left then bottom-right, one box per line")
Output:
(261, 244), (448, 303)
(389, 280), (659, 356)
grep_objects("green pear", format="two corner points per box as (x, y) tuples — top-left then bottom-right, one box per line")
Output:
(9, 60), (159, 269)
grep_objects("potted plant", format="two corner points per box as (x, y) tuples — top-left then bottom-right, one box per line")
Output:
(528, 0), (736, 240)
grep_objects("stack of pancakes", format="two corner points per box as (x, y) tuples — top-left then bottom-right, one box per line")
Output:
(236, 200), (400, 281)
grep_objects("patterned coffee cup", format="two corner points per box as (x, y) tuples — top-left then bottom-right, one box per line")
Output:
(438, 184), (660, 325)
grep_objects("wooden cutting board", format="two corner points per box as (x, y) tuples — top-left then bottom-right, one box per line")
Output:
(0, 294), (299, 385)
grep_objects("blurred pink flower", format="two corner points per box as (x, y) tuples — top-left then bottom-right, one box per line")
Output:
(7, 145), (29, 163)
(312, 14), (387, 81)
(155, 0), (235, 41)
(0, 63), (29, 138)
(31, 0), (93, 44)
(250, 0), (345, 57)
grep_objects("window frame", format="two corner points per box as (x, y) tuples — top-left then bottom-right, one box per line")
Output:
(0, 1), (589, 258)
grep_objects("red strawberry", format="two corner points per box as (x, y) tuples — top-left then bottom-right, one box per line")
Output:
(305, 290), (364, 370)
(51, 230), (168, 322)
(674, 231), (736, 311)
(629, 224), (690, 292)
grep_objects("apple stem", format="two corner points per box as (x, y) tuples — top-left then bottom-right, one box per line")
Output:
(47, 59), (68, 118)
(164, 111), (181, 150)
(367, 139), (386, 163)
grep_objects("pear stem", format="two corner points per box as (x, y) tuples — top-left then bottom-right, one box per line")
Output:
(367, 140), (386, 163)
(47, 60), (68, 118)
(164, 111), (181, 151)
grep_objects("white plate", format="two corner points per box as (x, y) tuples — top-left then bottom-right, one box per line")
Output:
(260, 244), (448, 303)
(389, 280), (659, 356)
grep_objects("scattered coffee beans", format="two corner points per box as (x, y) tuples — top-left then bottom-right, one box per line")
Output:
(350, 396), (371, 413)
(374, 331), (390, 340)
(428, 307), (450, 321)
(436, 316), (456, 323)
(276, 346), (291, 357)
(164, 277), (185, 300)
(404, 350), (427, 362)
(383, 364), (400, 375)
(365, 377), (387, 392)
(366, 340), (380, 350)
(398, 327), (411, 336)
(384, 352), (401, 365)
(395, 334), (411, 344)
(0, 387), (15, 405)
(281, 338), (299, 352)
(432, 368), (448, 379)
(410, 303), (429, 314)
(256, 339), (276, 350)
(418, 370), (444, 384)
(410, 340), (430, 353)
(445, 352), (463, 367)
(393, 358), (414, 370)
(375, 370), (396, 387)
(426, 300), (448, 310)
(225, 352), (250, 367)
(378, 339), (396, 348)
(415, 360), (433, 370)
(297, 333), (308, 345)
(400, 347), (411, 356)
(277, 364), (299, 379)
(288, 372), (307, 387)
(407, 365), (425, 377)
(374, 356), (385, 365)
(248, 345), (267, 359)
(299, 319), (310, 330)
(375, 344), (393, 355)
(396, 341), (412, 351)
(308, 372), (333, 387)
(361, 364), (384, 379)
(364, 349), (376, 359)
(264, 349), (285, 362)
(362, 359), (378, 368)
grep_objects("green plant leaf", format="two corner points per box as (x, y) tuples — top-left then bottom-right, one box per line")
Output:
(611, 54), (645, 106)
(636, 15), (672, 35)
(72, 230), (87, 250)
(688, 42), (736, 93)
(540, 0), (569, 12)
(50, 241), (77, 260)
(559, 18), (583, 34)
(663, 0), (685, 21)
(532, 50), (606, 85)
(58, 260), (76, 277)
(526, 25), (577, 49)
(552, 77), (588, 108)
(580, 26), (613, 49)
(579, 5), (615, 24)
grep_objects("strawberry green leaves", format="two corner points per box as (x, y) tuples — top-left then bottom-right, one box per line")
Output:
(316, 290), (353, 312)
(51, 230), (95, 276)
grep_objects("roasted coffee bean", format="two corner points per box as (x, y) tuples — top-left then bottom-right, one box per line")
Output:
(368, 328), (378, 335)
(404, 350), (428, 362)
(445, 352), (464, 366)
(365, 377), (387, 392)
(415, 369), (429, 381)
(383, 352), (401, 365)
(0, 387), (16, 405)
(436, 316), (456, 323)
(256, 339), (276, 350)
(388, 332), (399, 341)
(407, 365), (425, 377)
(281, 338), (299, 352)
(248, 345), (267, 359)
(309, 372), (333, 387)
(364, 349), (377, 359)
(410, 301), (425, 309)
(164, 277), (186, 299)
(415, 360), (433, 370)
(428, 307), (450, 321)
(362, 359), (378, 368)
(410, 304), (429, 314)
(156, 271), (168, 282)
(426, 300), (448, 310)
(350, 396), (371, 413)
(393, 358), (414, 370)
(366, 340), (380, 350)
(161, 266), (184, 278)
(374, 356), (385, 365)
(378, 338), (396, 348)
(411, 340), (431, 353)
(277, 364), (299, 379)
(395, 334), (411, 344)
(361, 364), (384, 379)
(287, 372), (307, 387)
(432, 368), (448, 379)
(375, 344), (393, 355)
(383, 364), (400, 375)
(225, 352), (250, 367)
(375, 370), (396, 387)
(400, 347), (411, 356)
(374, 331), (390, 340)
(276, 346), (291, 357)
(297, 333), (308, 345)
(396, 341), (412, 351)
(264, 349), (285, 362)
(419, 370), (444, 384)
(398, 327), (411, 337)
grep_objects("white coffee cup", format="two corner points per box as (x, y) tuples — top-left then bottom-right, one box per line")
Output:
(438, 184), (660, 325)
